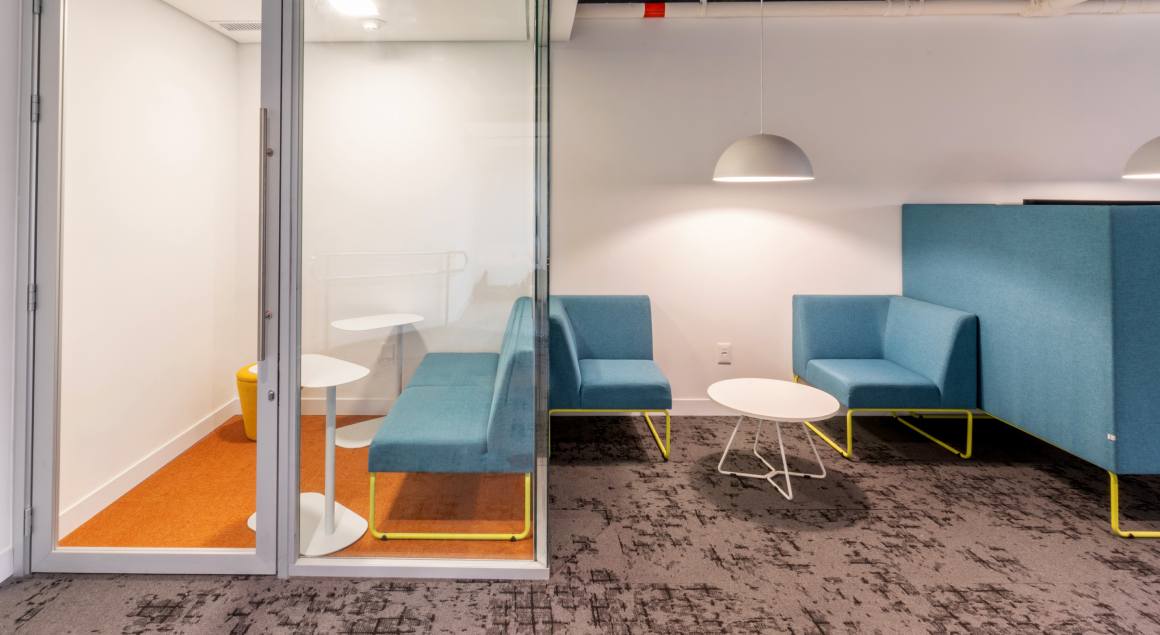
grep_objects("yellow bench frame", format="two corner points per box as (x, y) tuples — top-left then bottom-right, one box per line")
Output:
(792, 375), (973, 459)
(1109, 472), (1160, 539)
(368, 473), (532, 541)
(792, 376), (1157, 539)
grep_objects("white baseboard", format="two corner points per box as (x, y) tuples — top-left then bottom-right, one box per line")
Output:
(276, 397), (735, 419)
(548, 399), (736, 417)
(0, 546), (12, 584)
(58, 399), (242, 538)
(671, 398), (738, 417)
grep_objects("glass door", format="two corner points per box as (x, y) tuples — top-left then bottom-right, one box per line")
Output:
(28, 0), (287, 573)
(285, 0), (550, 576)
(26, 0), (548, 578)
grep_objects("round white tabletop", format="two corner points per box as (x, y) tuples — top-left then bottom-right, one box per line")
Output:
(708, 378), (840, 423)
(331, 313), (424, 332)
(250, 353), (370, 389)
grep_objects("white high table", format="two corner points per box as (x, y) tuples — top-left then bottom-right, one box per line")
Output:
(329, 313), (424, 449)
(708, 378), (840, 500)
(248, 353), (370, 556)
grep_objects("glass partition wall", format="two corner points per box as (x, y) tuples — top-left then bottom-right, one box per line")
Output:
(288, 0), (549, 571)
(27, 0), (547, 578)
(29, 0), (279, 574)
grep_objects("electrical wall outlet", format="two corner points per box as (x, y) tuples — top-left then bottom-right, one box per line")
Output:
(716, 342), (732, 365)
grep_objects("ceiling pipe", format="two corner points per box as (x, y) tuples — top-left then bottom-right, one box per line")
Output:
(575, 0), (1160, 18)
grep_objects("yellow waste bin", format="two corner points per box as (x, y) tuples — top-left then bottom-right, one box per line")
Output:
(236, 363), (259, 441)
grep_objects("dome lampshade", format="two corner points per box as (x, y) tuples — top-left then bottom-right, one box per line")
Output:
(713, 134), (814, 183)
(1123, 136), (1160, 180)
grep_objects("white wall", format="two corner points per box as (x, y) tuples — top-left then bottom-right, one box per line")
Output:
(237, 42), (536, 406)
(552, 16), (1160, 412)
(49, 11), (535, 532)
(1, 0), (22, 583)
(57, 0), (253, 534)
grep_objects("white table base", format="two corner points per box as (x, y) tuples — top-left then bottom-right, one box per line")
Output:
(247, 382), (369, 555)
(246, 492), (368, 557)
(717, 415), (827, 500)
(330, 324), (404, 450)
(334, 416), (385, 449)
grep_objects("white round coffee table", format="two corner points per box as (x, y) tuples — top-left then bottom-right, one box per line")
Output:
(708, 378), (840, 500)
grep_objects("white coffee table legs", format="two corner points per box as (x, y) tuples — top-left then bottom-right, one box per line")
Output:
(717, 415), (827, 500)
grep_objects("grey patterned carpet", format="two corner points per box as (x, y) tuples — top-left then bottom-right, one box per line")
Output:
(2, 415), (1159, 634)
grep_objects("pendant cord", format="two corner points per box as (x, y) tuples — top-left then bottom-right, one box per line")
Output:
(759, 0), (764, 134)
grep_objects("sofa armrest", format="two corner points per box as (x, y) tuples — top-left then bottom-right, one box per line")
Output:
(883, 296), (978, 408)
(792, 295), (891, 378)
(548, 298), (583, 409)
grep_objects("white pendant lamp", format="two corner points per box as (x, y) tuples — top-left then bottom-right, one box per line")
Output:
(713, 0), (813, 183)
(1123, 136), (1160, 180)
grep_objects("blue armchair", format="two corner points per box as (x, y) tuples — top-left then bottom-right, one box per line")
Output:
(792, 295), (978, 459)
(549, 295), (673, 460)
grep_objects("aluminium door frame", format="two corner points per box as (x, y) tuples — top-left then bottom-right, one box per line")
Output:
(11, 0), (40, 579)
(22, 0), (287, 575)
(279, 0), (551, 580)
(15, 0), (552, 580)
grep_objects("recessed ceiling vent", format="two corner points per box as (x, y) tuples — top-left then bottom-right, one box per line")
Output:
(212, 21), (261, 33)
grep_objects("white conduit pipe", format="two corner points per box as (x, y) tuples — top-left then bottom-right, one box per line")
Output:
(576, 0), (1160, 18)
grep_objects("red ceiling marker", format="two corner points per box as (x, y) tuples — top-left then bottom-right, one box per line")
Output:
(643, 2), (666, 18)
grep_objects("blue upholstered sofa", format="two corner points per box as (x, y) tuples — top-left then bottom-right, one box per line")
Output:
(904, 203), (1160, 538)
(549, 295), (673, 460)
(367, 297), (534, 541)
(793, 295), (979, 459)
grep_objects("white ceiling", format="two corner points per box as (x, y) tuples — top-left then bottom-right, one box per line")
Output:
(160, 0), (569, 44)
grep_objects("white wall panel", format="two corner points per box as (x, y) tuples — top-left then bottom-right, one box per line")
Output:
(552, 16), (1160, 412)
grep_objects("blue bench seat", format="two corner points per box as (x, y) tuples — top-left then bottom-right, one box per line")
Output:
(578, 359), (671, 410)
(804, 359), (941, 409)
(368, 385), (492, 473)
(366, 297), (534, 542)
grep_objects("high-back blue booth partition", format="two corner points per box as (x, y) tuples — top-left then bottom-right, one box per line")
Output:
(903, 204), (1160, 485)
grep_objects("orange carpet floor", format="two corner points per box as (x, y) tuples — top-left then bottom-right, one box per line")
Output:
(60, 415), (533, 560)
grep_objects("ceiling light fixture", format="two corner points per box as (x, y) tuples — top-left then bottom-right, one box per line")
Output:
(1123, 136), (1160, 180)
(328, 0), (379, 18)
(713, 0), (814, 183)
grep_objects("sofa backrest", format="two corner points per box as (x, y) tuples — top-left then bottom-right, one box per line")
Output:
(554, 295), (654, 360)
(903, 203), (1160, 473)
(883, 296), (978, 408)
(548, 298), (582, 409)
(486, 297), (535, 472)
(792, 295), (889, 378)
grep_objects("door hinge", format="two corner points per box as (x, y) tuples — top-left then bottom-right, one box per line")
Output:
(24, 507), (32, 537)
(27, 283), (37, 312)
(32, 0), (42, 16)
(30, 94), (40, 123)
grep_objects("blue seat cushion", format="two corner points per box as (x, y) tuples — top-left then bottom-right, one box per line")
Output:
(368, 385), (493, 473)
(408, 353), (498, 388)
(577, 359), (672, 410)
(805, 358), (941, 409)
